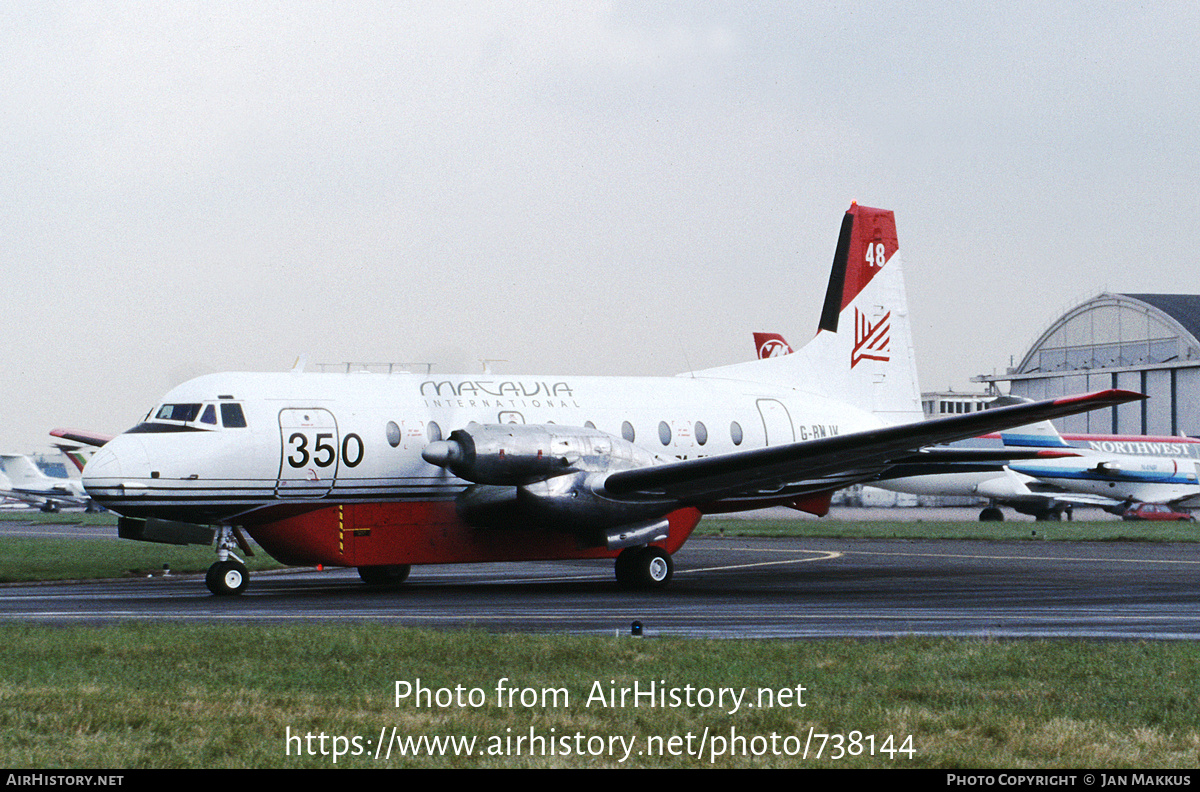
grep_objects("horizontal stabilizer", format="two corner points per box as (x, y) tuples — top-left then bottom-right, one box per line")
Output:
(50, 428), (115, 448)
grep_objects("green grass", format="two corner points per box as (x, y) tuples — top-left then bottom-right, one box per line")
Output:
(0, 513), (280, 582)
(1, 510), (118, 526)
(0, 624), (1197, 768)
(0, 537), (282, 582)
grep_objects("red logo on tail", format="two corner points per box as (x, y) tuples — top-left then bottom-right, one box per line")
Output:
(754, 332), (795, 359)
(851, 308), (891, 368)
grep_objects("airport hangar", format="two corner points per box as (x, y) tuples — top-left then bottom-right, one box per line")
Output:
(973, 293), (1200, 437)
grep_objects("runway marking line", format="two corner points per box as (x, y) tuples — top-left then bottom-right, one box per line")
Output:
(835, 548), (1200, 566)
(714, 544), (1200, 567)
(680, 549), (842, 575)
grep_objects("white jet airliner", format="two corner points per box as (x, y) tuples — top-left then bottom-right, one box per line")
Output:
(0, 454), (92, 512)
(77, 204), (1141, 595)
(869, 409), (1200, 521)
(991, 422), (1200, 514)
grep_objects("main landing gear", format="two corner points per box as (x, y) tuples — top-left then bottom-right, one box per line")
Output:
(357, 564), (411, 586)
(205, 526), (250, 596)
(614, 546), (673, 589)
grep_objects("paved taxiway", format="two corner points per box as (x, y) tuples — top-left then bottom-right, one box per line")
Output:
(3, 534), (1200, 639)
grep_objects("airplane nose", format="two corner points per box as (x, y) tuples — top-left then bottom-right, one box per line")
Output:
(83, 447), (120, 481)
(82, 436), (149, 493)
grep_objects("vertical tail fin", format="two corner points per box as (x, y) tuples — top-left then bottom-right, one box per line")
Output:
(1000, 421), (1073, 448)
(53, 444), (92, 474)
(753, 332), (795, 359)
(0, 455), (54, 487)
(698, 204), (923, 424)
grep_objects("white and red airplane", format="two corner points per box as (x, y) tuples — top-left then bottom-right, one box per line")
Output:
(68, 204), (1140, 594)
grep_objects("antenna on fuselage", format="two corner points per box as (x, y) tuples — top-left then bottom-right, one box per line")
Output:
(291, 354), (307, 373)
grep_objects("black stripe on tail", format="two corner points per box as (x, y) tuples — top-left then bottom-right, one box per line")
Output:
(818, 211), (854, 334)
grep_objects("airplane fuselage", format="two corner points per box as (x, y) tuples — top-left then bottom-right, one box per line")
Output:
(83, 370), (880, 568)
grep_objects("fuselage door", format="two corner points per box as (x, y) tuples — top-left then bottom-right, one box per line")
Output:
(756, 399), (796, 447)
(276, 408), (339, 498)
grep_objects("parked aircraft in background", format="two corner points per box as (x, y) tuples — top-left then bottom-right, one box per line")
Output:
(753, 333), (794, 359)
(994, 421), (1200, 514)
(52, 444), (93, 474)
(876, 411), (1200, 520)
(71, 204), (1139, 595)
(0, 454), (93, 512)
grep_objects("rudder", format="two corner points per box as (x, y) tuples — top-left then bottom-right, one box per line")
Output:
(696, 203), (923, 425)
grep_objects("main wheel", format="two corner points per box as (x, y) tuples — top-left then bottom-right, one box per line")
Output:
(206, 560), (248, 596)
(357, 564), (411, 586)
(979, 507), (1004, 522)
(615, 547), (673, 590)
(640, 547), (673, 588)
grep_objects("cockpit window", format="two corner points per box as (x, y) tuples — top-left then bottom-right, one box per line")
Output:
(220, 403), (247, 428)
(155, 403), (202, 422)
(200, 405), (218, 425)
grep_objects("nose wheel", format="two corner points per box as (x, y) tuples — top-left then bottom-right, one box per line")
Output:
(206, 559), (249, 596)
(206, 526), (251, 596)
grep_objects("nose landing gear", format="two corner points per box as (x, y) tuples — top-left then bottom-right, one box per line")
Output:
(205, 526), (252, 596)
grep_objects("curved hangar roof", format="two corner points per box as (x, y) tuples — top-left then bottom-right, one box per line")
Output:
(1015, 293), (1200, 375)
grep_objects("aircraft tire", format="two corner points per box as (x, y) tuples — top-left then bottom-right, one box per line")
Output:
(616, 547), (673, 589)
(979, 507), (1004, 522)
(206, 560), (249, 596)
(614, 549), (635, 587)
(357, 564), (411, 586)
(639, 547), (673, 589)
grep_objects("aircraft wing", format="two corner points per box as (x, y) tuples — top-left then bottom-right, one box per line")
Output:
(50, 428), (115, 448)
(887, 447), (1079, 464)
(599, 389), (1143, 504)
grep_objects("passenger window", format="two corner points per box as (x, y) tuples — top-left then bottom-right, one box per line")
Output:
(220, 403), (247, 428)
(200, 405), (217, 425)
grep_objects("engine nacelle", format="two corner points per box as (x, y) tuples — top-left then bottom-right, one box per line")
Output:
(424, 423), (678, 542)
(422, 422), (660, 485)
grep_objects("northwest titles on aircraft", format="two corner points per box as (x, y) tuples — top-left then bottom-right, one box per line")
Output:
(1084, 440), (1200, 459)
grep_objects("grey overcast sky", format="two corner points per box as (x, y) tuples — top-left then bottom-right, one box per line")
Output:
(4, 1), (1199, 453)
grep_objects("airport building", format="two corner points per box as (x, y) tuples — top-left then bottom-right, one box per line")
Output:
(921, 390), (993, 418)
(974, 293), (1200, 437)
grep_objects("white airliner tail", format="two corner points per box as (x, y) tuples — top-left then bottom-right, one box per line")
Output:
(999, 421), (1073, 449)
(0, 454), (54, 489)
(697, 204), (923, 424)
